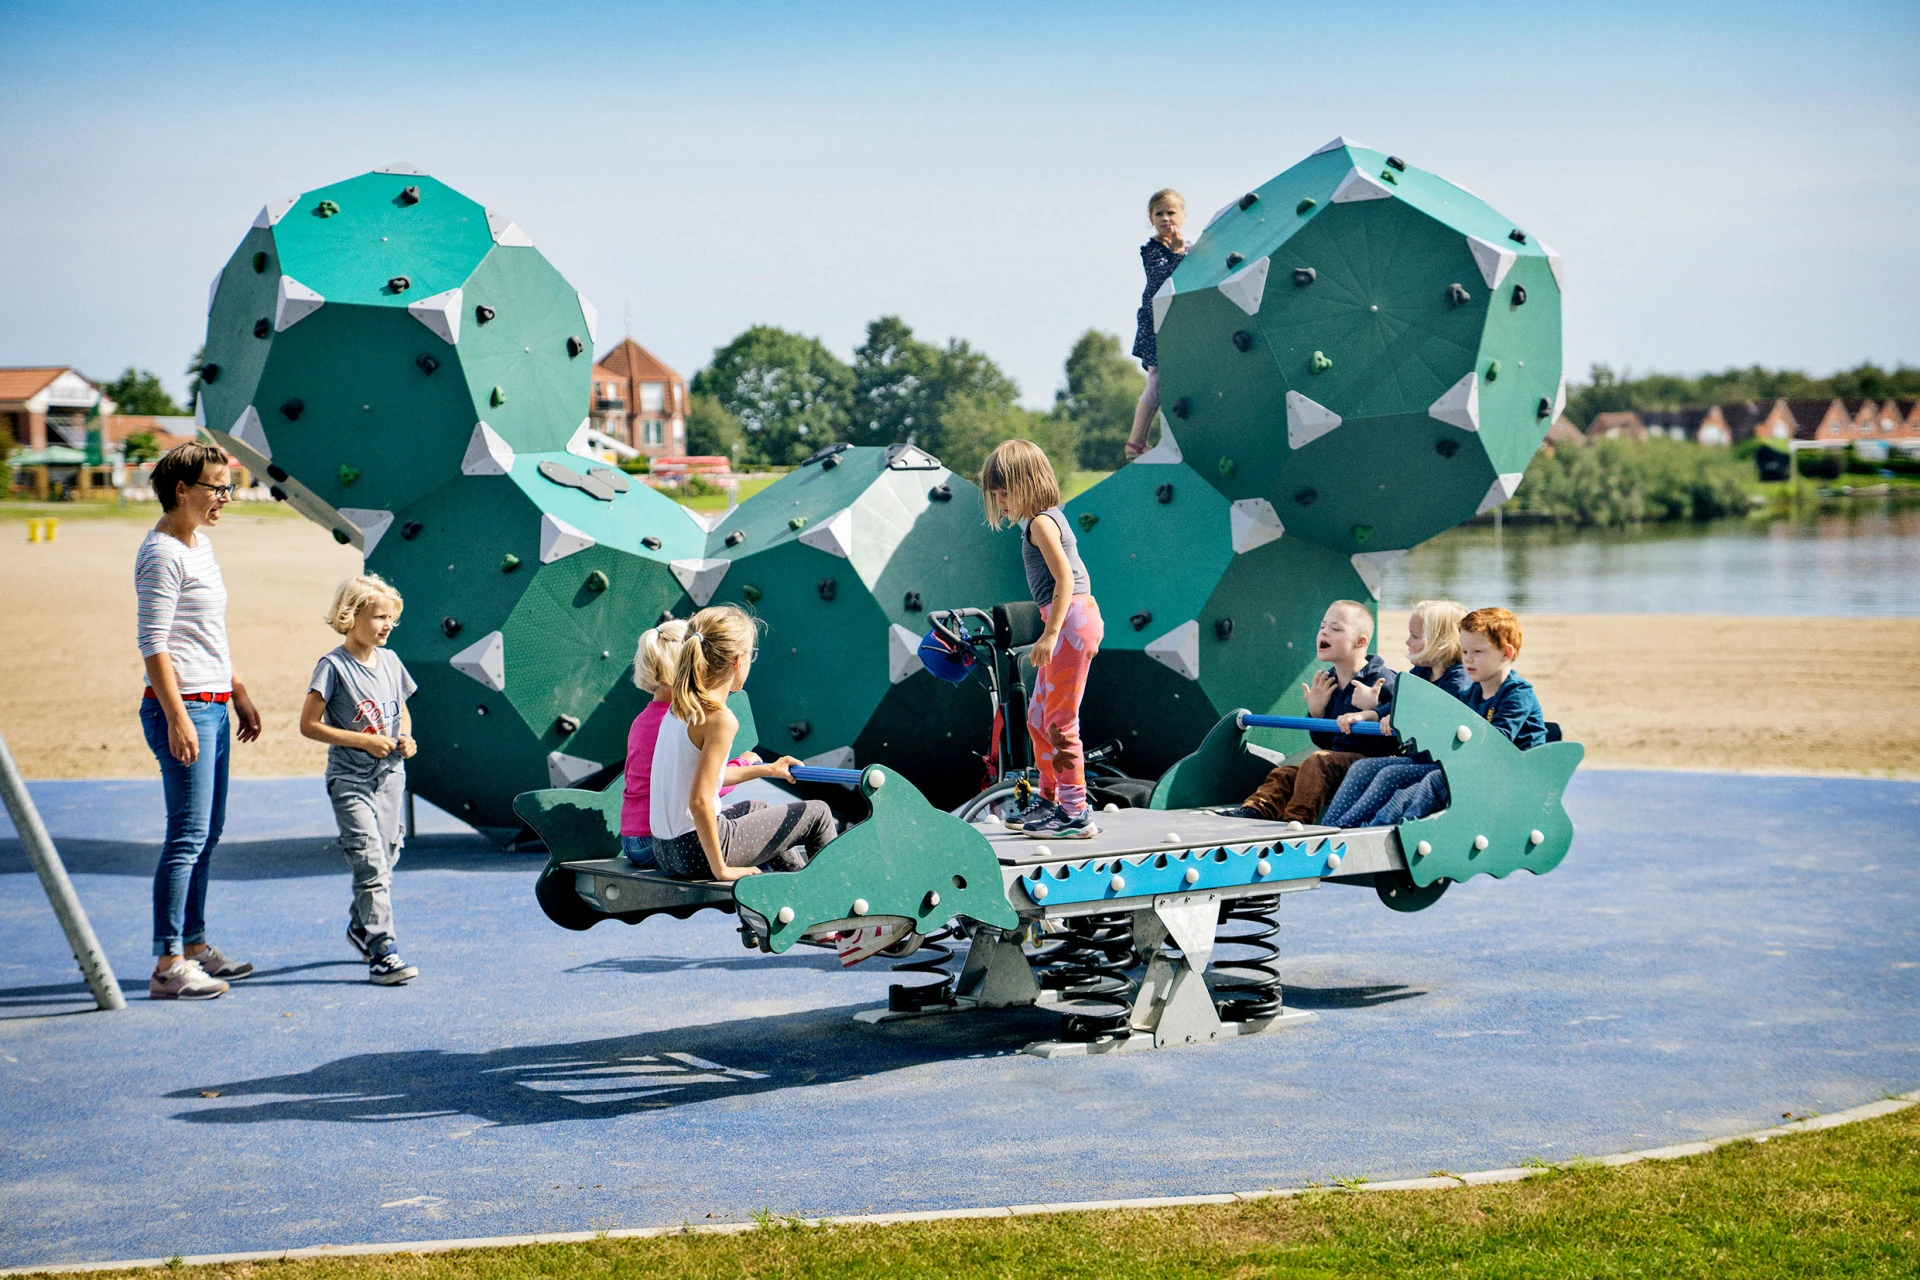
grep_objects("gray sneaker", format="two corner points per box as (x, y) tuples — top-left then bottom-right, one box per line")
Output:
(149, 959), (228, 1001)
(191, 945), (254, 981)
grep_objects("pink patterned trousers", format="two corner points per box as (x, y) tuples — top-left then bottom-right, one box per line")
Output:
(1029, 596), (1104, 813)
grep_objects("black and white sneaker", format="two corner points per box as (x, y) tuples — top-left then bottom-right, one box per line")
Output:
(1004, 798), (1058, 831)
(368, 953), (418, 985)
(1024, 807), (1097, 839)
(346, 918), (371, 959)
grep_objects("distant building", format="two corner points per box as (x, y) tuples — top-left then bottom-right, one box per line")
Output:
(588, 339), (687, 458)
(1585, 411), (1647, 441)
(0, 367), (113, 449)
(1539, 415), (1585, 456)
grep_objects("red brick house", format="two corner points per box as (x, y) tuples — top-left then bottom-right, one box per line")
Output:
(0, 366), (112, 449)
(1585, 411), (1647, 441)
(589, 339), (687, 458)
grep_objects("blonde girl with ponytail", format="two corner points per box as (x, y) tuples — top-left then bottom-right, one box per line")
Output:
(647, 605), (829, 882)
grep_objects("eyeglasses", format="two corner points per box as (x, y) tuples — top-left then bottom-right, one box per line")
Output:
(190, 482), (235, 499)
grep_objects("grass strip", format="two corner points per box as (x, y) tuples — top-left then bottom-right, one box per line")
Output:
(40, 1102), (1919, 1279)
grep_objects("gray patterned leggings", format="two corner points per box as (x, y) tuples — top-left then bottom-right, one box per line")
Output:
(653, 799), (837, 881)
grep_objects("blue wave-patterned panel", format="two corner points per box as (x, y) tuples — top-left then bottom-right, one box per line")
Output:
(1014, 839), (1343, 907)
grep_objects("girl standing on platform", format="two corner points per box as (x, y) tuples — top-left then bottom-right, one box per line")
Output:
(1123, 188), (1192, 461)
(981, 439), (1105, 839)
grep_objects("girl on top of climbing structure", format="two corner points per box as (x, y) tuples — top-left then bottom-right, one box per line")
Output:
(981, 439), (1105, 840)
(1123, 188), (1192, 461)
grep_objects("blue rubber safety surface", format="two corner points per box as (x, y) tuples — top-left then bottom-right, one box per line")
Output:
(2, 770), (1915, 1268)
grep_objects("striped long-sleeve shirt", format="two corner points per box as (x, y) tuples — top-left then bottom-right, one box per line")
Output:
(135, 530), (232, 695)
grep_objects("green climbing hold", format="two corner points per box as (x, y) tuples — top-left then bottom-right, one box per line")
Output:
(741, 584), (763, 604)
(338, 465), (360, 486)
(1352, 524), (1372, 544)
(490, 386), (506, 407)
(500, 553), (521, 572)
(1379, 169), (1399, 185)
(584, 569), (610, 593)
(331, 528), (350, 545)
(1077, 512), (1099, 533)
(1485, 359), (1500, 381)
(1295, 197), (1316, 214)
(788, 516), (808, 531)
(1310, 351), (1333, 373)
(315, 200), (339, 217)
(1218, 456), (1237, 478)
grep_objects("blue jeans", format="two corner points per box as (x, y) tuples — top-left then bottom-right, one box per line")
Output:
(140, 697), (230, 956)
(620, 834), (655, 868)
(1325, 759), (1437, 827)
(1375, 769), (1451, 825)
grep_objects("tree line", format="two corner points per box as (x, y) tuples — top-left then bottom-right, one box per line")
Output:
(1565, 361), (1920, 429)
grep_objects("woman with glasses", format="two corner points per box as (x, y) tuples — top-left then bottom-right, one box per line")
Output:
(134, 442), (263, 999)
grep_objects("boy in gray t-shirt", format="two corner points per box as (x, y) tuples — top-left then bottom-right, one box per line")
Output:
(299, 575), (420, 985)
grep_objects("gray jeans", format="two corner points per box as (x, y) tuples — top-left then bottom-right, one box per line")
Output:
(328, 769), (405, 958)
(653, 799), (837, 881)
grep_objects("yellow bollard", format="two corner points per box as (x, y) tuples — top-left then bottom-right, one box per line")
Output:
(44, 518), (57, 542)
(26, 520), (40, 544)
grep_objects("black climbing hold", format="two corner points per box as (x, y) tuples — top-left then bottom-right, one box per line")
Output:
(817, 578), (837, 602)
(1485, 360), (1500, 381)
(331, 529), (350, 545)
(1293, 267), (1316, 287)
(500, 553), (520, 571)
(567, 336), (585, 358)
(337, 465), (360, 487)
(1435, 438), (1460, 459)
(1447, 283), (1471, 307)
(1387, 155), (1407, 171)
(1352, 524), (1372, 544)
(1508, 228), (1527, 244)
(821, 456), (839, 470)
(252, 251), (269, 273)
(266, 464), (288, 482)
(1238, 192), (1260, 210)
(1155, 483), (1174, 505)
(387, 276), (411, 294)
(904, 591), (923, 612)
(200, 363), (220, 385)
(1296, 197), (1316, 215)
(725, 530), (746, 547)
(1214, 617), (1235, 641)
(1511, 284), (1527, 306)
(441, 617), (462, 638)
(475, 305), (496, 324)
(1130, 611), (1152, 632)
(1225, 252), (1245, 268)
(741, 584), (763, 604)
(280, 399), (304, 421)
(641, 536), (662, 551)
(788, 720), (812, 742)
(1232, 330), (1253, 352)
(399, 185), (421, 206)
(253, 318), (271, 338)
(416, 353), (440, 375)
(929, 483), (952, 502)
(1170, 398), (1190, 420)
(802, 441), (852, 467)
(584, 569), (610, 593)
(269, 486), (286, 502)
(401, 520), (423, 541)
(1537, 397), (1553, 419)
(315, 200), (339, 217)
(1293, 487), (1317, 506)
(656, 611), (675, 625)
(1077, 512), (1099, 533)
(554, 714), (579, 735)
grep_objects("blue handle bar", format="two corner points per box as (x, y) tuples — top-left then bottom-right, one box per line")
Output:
(789, 765), (865, 787)
(1236, 712), (1394, 737)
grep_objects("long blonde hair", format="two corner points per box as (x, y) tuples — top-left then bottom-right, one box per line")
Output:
(1410, 599), (1467, 671)
(633, 618), (688, 692)
(670, 605), (756, 726)
(979, 438), (1060, 529)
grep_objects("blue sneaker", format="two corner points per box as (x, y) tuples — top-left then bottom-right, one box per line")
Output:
(1024, 806), (1097, 839)
(1003, 796), (1057, 831)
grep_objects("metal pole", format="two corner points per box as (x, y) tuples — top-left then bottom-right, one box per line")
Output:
(0, 732), (125, 1011)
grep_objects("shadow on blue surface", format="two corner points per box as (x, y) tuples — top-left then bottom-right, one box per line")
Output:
(0, 834), (514, 880)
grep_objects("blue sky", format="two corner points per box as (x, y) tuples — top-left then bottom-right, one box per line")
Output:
(1, 0), (1915, 409)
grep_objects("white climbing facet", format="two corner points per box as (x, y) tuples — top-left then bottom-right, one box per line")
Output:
(546, 751), (601, 788)
(565, 418), (596, 459)
(1150, 277), (1175, 333)
(460, 422), (514, 476)
(539, 514), (596, 563)
(1538, 240), (1566, 290)
(274, 275), (324, 332)
(1145, 620), (1201, 681)
(1135, 422), (1184, 465)
(1466, 235), (1517, 290)
(407, 288), (462, 344)
(670, 558), (730, 606)
(578, 293), (599, 343)
(229, 405), (272, 461)
(1350, 550), (1407, 599)
(1217, 256), (1271, 316)
(1477, 472), (1526, 516)
(1229, 498), (1285, 554)
(798, 507), (855, 559)
(193, 392), (206, 429)
(206, 268), (222, 317)
(1427, 372), (1480, 432)
(1311, 135), (1369, 155)
(373, 162), (427, 175)
(251, 197), (297, 229)
(1552, 379), (1568, 421)
(338, 508), (394, 557)
(1285, 390), (1342, 450)
(1331, 168), (1395, 203)
(485, 210), (534, 247)
(888, 624), (925, 684)
(450, 631), (506, 692)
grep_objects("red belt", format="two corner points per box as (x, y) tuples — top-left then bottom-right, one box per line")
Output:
(143, 688), (230, 703)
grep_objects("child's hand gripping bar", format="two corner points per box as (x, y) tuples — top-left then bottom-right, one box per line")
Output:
(1235, 712), (1395, 737)
(789, 765), (867, 787)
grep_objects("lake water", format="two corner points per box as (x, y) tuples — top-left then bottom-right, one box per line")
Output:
(1377, 504), (1920, 617)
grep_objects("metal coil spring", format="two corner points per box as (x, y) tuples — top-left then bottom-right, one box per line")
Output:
(1030, 913), (1137, 1041)
(887, 925), (960, 1012)
(1210, 894), (1284, 1021)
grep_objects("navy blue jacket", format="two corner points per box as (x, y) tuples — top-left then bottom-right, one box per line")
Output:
(1464, 671), (1548, 750)
(1310, 653), (1400, 756)
(1413, 662), (1475, 701)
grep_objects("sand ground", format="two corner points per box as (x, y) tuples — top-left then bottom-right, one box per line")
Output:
(3, 513), (1915, 781)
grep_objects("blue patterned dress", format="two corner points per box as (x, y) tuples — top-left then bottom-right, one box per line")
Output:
(1132, 238), (1186, 369)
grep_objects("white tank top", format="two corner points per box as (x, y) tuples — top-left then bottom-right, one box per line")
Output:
(648, 712), (708, 840)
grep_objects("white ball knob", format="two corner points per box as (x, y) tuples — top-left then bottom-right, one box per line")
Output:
(852, 898), (869, 916)
(1256, 858), (1271, 876)
(1109, 874), (1126, 893)
(1473, 835), (1489, 851)
(1324, 852), (1342, 872)
(866, 769), (886, 789)
(1287, 820), (1303, 832)
(1529, 829), (1545, 846)
(1102, 803), (1119, 812)
(776, 906), (795, 924)
(1183, 867), (1200, 885)
(1030, 881), (1049, 901)
(1456, 725), (1473, 743)
(926, 891), (941, 907)
(604, 884), (620, 901)
(1033, 844), (1051, 856)
(1415, 840), (1432, 857)
(1164, 832), (1181, 843)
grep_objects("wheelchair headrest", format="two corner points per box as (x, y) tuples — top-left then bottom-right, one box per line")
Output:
(992, 601), (1044, 649)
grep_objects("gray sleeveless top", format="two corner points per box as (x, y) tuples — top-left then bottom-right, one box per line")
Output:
(1019, 508), (1091, 608)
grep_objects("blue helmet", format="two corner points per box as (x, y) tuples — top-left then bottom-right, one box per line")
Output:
(918, 627), (976, 684)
